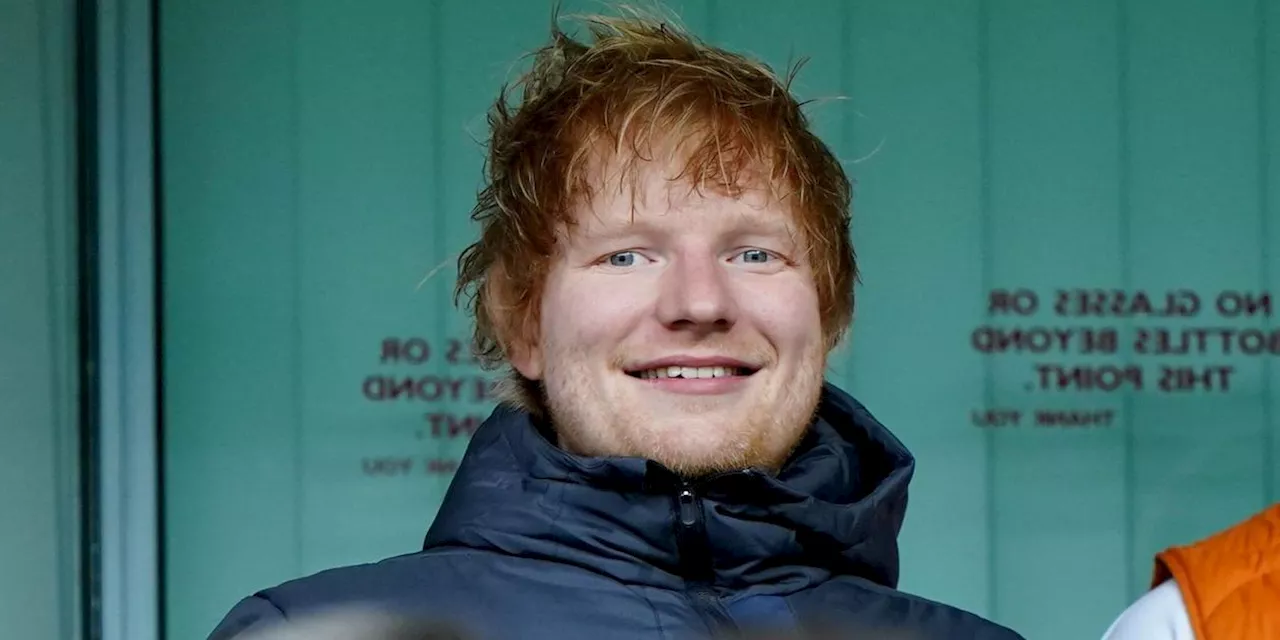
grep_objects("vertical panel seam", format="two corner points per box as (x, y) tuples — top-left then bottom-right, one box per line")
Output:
(1117, 0), (1136, 601)
(978, 0), (997, 622)
(149, 0), (168, 633)
(114, 11), (130, 628)
(1258, 0), (1274, 506)
(840, 0), (857, 393)
(40, 0), (59, 490)
(38, 1), (73, 637)
(430, 0), (448, 497)
(289, 0), (304, 576)
(430, 0), (445, 424)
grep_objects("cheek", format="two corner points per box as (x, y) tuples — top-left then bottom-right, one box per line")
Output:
(540, 276), (648, 355)
(739, 277), (824, 348)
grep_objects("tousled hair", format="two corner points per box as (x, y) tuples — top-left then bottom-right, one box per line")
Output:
(454, 7), (857, 414)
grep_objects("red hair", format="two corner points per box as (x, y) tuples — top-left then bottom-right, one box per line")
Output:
(455, 10), (856, 412)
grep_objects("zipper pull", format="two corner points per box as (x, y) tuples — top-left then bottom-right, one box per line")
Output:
(678, 488), (698, 526)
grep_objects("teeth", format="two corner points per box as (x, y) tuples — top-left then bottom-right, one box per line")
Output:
(638, 366), (742, 379)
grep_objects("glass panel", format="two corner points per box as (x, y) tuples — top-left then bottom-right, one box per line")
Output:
(0, 0), (83, 638)
(158, 2), (1280, 639)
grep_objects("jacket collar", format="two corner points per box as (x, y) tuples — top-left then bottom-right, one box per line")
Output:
(423, 382), (915, 593)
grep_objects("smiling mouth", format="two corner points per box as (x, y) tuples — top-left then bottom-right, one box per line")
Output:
(626, 365), (757, 380)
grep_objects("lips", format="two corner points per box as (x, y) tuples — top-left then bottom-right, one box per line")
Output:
(624, 357), (759, 380)
(633, 365), (749, 379)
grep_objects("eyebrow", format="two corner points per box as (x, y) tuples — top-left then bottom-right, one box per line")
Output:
(726, 209), (798, 239)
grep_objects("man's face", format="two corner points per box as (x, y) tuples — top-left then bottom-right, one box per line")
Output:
(511, 160), (828, 475)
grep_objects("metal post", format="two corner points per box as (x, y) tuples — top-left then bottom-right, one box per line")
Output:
(95, 0), (159, 637)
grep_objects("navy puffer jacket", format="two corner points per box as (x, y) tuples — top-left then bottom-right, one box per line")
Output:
(210, 383), (1023, 639)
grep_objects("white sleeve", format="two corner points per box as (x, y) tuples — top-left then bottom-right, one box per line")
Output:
(1100, 580), (1196, 640)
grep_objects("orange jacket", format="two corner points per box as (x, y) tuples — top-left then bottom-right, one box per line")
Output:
(1151, 502), (1280, 640)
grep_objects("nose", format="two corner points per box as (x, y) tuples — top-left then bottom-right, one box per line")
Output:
(655, 252), (738, 334)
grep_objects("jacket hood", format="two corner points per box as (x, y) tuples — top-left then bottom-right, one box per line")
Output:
(423, 382), (916, 595)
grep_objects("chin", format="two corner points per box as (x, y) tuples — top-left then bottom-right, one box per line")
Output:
(644, 447), (749, 477)
(548, 383), (816, 474)
(630, 420), (774, 476)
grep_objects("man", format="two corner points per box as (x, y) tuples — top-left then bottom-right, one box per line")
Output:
(211, 11), (1022, 640)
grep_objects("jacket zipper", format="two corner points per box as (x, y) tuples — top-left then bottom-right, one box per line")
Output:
(675, 485), (737, 635)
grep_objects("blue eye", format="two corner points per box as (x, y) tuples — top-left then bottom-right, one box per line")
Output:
(608, 251), (638, 267)
(739, 249), (772, 264)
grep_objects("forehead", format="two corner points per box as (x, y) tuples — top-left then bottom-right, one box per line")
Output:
(570, 154), (799, 238)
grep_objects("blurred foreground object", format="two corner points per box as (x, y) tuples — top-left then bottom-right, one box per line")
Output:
(240, 608), (471, 640)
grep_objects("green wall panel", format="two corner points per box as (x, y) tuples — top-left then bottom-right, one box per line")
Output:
(1125, 0), (1269, 597)
(984, 1), (1126, 636)
(160, 2), (1280, 639)
(1270, 0), (1280, 513)
(840, 0), (994, 620)
(161, 1), (303, 632)
(0, 0), (80, 638)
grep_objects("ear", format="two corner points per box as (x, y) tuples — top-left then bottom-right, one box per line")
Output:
(508, 338), (544, 381)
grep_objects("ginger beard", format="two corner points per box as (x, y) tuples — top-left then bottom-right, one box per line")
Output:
(514, 166), (831, 476)
(540, 335), (827, 476)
